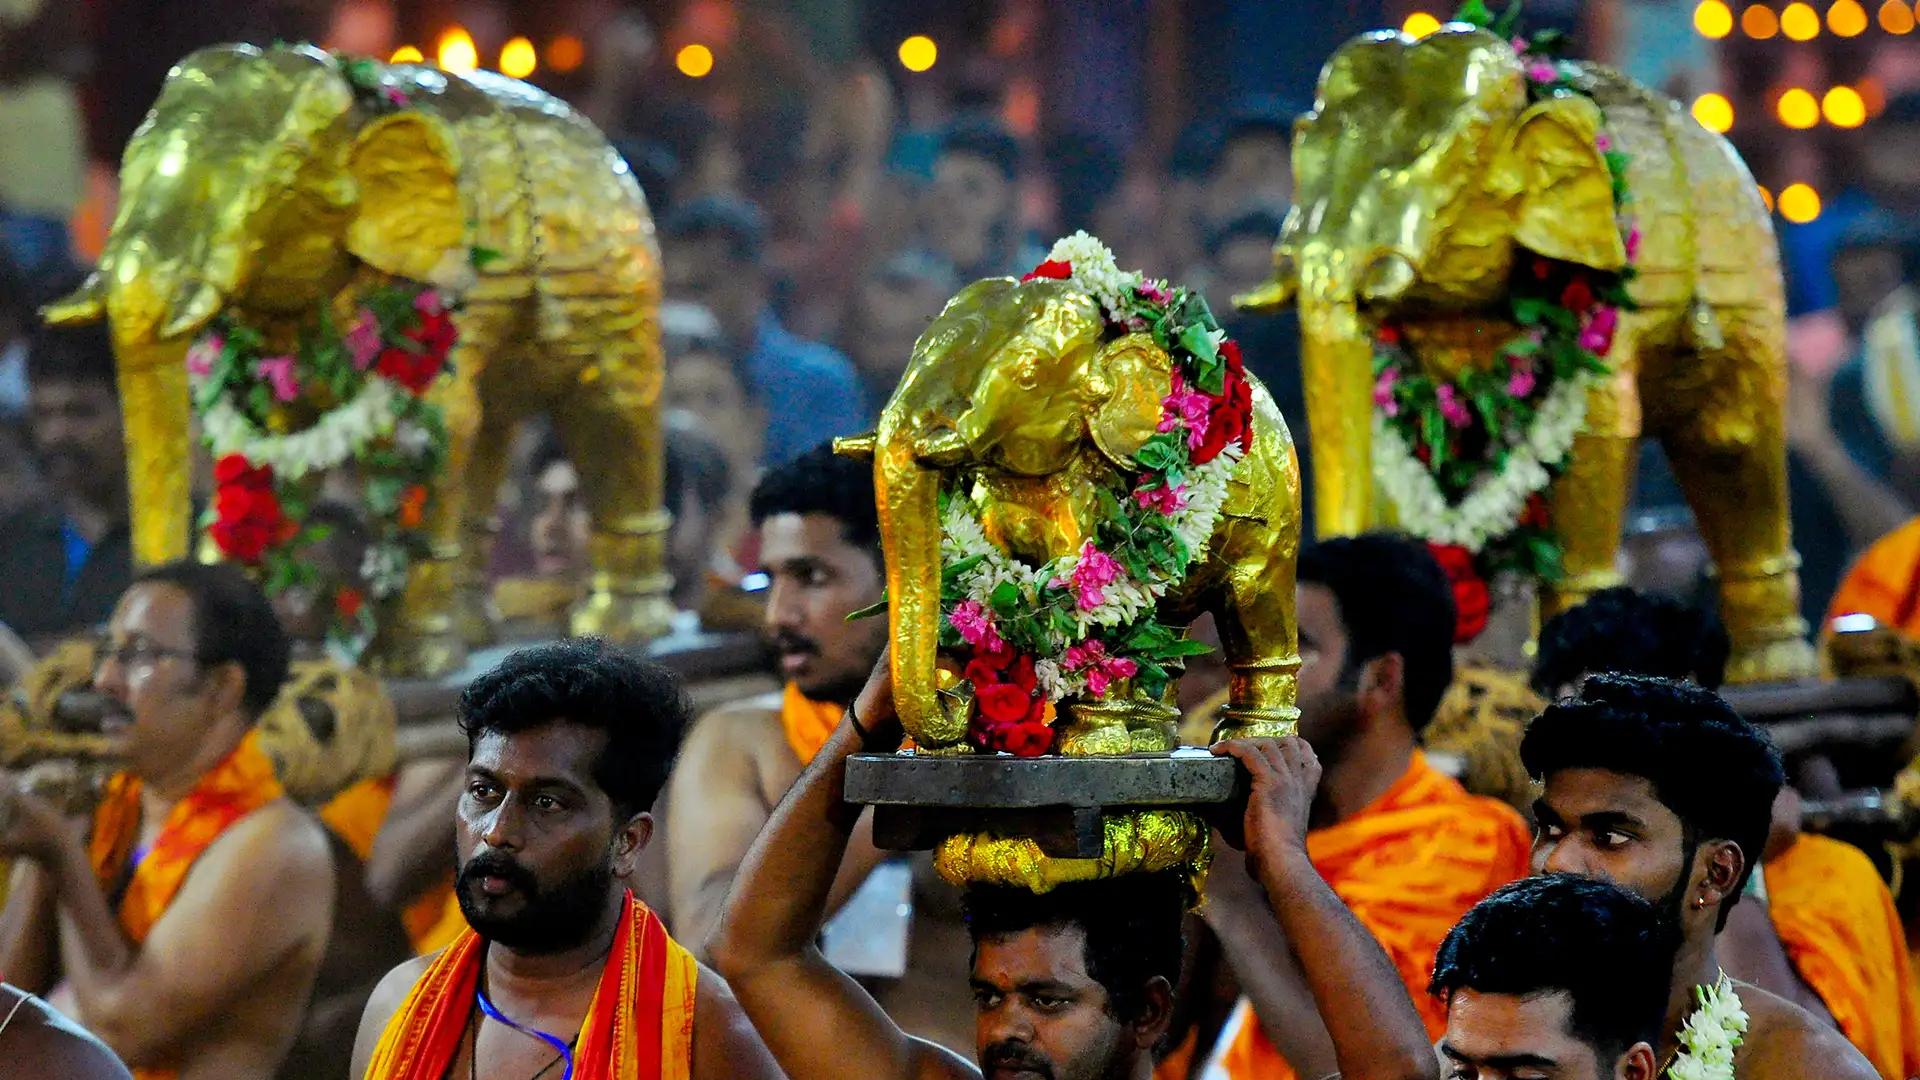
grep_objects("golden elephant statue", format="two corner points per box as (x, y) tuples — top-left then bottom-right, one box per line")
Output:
(1241, 24), (1815, 683)
(45, 44), (671, 675)
(844, 273), (1303, 751)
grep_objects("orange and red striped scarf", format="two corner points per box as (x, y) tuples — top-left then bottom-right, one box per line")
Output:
(362, 890), (697, 1080)
(780, 682), (844, 765)
(86, 729), (286, 1080)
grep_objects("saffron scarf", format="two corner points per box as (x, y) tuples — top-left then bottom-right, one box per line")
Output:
(86, 729), (286, 1080)
(1766, 834), (1920, 1080)
(316, 774), (463, 955)
(780, 682), (844, 765)
(1210, 751), (1531, 1080)
(362, 890), (696, 1080)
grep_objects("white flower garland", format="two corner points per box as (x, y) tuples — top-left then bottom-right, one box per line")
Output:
(940, 444), (1242, 700)
(1668, 973), (1747, 1080)
(198, 379), (408, 479)
(1046, 230), (1144, 316)
(1372, 369), (1598, 552)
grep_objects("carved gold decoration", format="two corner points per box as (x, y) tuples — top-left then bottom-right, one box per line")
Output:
(1241, 24), (1814, 682)
(932, 810), (1210, 896)
(44, 44), (672, 676)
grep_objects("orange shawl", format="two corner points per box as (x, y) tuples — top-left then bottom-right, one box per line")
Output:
(317, 775), (463, 955)
(780, 682), (843, 765)
(1765, 834), (1920, 1080)
(86, 730), (285, 1080)
(1214, 750), (1531, 1080)
(1826, 516), (1920, 634)
(363, 890), (696, 1080)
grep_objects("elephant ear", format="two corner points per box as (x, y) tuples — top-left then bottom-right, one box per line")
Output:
(345, 112), (472, 286)
(1087, 333), (1174, 468)
(1496, 95), (1627, 272)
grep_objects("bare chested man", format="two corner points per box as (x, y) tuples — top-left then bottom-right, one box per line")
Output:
(0, 562), (335, 1077)
(707, 655), (1439, 1080)
(0, 983), (134, 1078)
(1523, 673), (1877, 1079)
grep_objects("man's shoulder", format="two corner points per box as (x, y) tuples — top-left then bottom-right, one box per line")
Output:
(0, 989), (134, 1079)
(193, 796), (334, 893)
(693, 693), (785, 733)
(1736, 979), (1880, 1079)
(359, 953), (437, 1037)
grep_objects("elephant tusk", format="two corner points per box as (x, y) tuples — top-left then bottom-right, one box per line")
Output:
(1234, 277), (1297, 314)
(40, 272), (108, 326)
(833, 433), (877, 461)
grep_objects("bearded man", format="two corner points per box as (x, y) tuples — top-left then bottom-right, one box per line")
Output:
(350, 640), (780, 1080)
(1524, 673), (1878, 1078)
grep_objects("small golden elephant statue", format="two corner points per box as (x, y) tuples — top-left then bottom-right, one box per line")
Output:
(845, 267), (1303, 752)
(1242, 24), (1815, 682)
(46, 44), (672, 675)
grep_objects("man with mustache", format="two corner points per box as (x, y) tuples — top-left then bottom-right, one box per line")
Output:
(1523, 673), (1878, 1079)
(707, 658), (1440, 1080)
(350, 639), (781, 1080)
(0, 561), (335, 1077)
(0, 323), (130, 645)
(669, 444), (981, 1049)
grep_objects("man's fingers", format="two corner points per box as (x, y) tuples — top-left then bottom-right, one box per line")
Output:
(1212, 738), (1278, 780)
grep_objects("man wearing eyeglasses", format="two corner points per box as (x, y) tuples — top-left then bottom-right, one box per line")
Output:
(0, 561), (336, 1078)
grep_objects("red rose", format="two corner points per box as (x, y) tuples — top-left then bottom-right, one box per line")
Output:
(1559, 277), (1595, 313)
(995, 720), (1055, 757)
(1532, 258), (1552, 281)
(211, 518), (270, 562)
(1219, 339), (1245, 378)
(214, 454), (252, 486)
(1521, 493), (1552, 530)
(976, 683), (1035, 726)
(964, 657), (1003, 688)
(335, 587), (364, 620)
(1414, 442), (1432, 465)
(407, 309), (458, 357)
(376, 346), (445, 394)
(1426, 542), (1490, 644)
(1006, 654), (1037, 695)
(1375, 324), (1401, 346)
(1021, 259), (1073, 282)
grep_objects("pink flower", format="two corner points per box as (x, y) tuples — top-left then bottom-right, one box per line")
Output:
(1436, 383), (1472, 428)
(1108, 656), (1138, 678)
(1159, 368), (1213, 448)
(1595, 132), (1613, 153)
(1138, 281), (1173, 305)
(345, 309), (382, 371)
(254, 354), (300, 403)
(1625, 226), (1642, 261)
(1578, 306), (1620, 355)
(1064, 639), (1139, 696)
(949, 600), (1005, 654)
(1133, 479), (1188, 515)
(1061, 543), (1122, 612)
(1374, 367), (1400, 417)
(185, 334), (223, 378)
(1527, 61), (1558, 84)
(1064, 640), (1107, 671)
(1511, 37), (1530, 52)
(413, 289), (447, 316)
(1506, 359), (1536, 398)
(381, 86), (411, 107)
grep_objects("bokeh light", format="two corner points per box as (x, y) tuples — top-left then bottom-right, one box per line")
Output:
(547, 34), (586, 73)
(500, 37), (537, 79)
(437, 27), (478, 73)
(390, 45), (424, 63)
(1742, 3), (1781, 35)
(1402, 12), (1443, 37)
(1693, 93), (1736, 132)
(1758, 185), (1775, 212)
(1778, 183), (1821, 223)
(1827, 0), (1868, 34)
(1823, 85), (1866, 126)
(1880, 0), (1915, 31)
(1777, 87), (1820, 127)
(1781, 2), (1822, 35)
(675, 43), (715, 78)
(898, 34), (938, 72)
(1696, 0), (1736, 35)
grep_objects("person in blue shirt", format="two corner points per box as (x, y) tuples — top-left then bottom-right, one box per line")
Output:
(660, 196), (865, 466)
(1778, 92), (1920, 316)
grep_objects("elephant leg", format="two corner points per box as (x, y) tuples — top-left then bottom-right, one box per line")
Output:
(1655, 335), (1815, 682)
(1209, 431), (1304, 742)
(1538, 431), (1635, 619)
(451, 379), (524, 647)
(548, 308), (673, 644)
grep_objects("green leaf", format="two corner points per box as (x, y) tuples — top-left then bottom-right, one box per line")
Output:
(1134, 433), (1185, 472)
(1455, 0), (1495, 28)
(845, 597), (888, 621)
(470, 245), (503, 269)
(989, 581), (1020, 614)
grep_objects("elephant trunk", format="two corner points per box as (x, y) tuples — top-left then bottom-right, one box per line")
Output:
(874, 430), (967, 747)
(1298, 293), (1377, 538)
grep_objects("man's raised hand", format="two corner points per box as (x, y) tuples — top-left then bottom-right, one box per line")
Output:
(1210, 737), (1321, 881)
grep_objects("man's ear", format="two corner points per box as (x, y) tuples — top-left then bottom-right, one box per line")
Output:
(1617, 1041), (1658, 1080)
(1694, 838), (1746, 914)
(1132, 975), (1175, 1050)
(1357, 651), (1406, 715)
(205, 660), (249, 721)
(612, 810), (655, 878)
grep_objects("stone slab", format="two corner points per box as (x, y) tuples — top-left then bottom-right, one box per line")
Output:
(844, 749), (1239, 808)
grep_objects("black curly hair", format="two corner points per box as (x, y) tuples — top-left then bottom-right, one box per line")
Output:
(1431, 874), (1675, 1062)
(748, 441), (880, 556)
(1297, 533), (1456, 732)
(458, 639), (690, 822)
(1532, 587), (1730, 697)
(1520, 673), (1783, 930)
